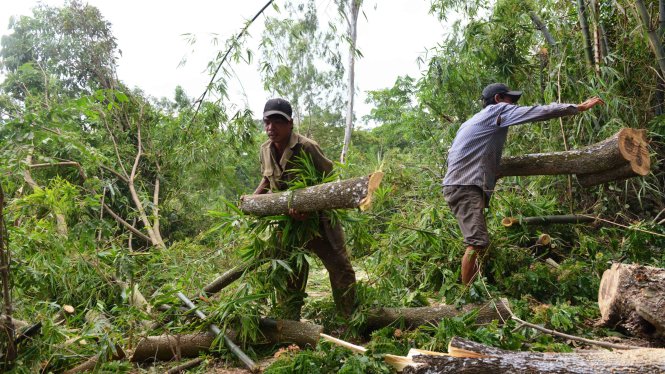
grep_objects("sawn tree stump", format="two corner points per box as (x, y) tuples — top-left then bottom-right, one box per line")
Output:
(498, 128), (650, 187)
(598, 263), (665, 339)
(239, 172), (383, 216)
(402, 337), (665, 373)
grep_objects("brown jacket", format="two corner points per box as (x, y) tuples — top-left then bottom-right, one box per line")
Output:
(259, 132), (333, 191)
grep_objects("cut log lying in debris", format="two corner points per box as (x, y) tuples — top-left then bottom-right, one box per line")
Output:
(202, 262), (260, 296)
(402, 337), (665, 373)
(130, 319), (324, 362)
(498, 128), (650, 187)
(63, 346), (126, 374)
(239, 172), (384, 216)
(366, 299), (511, 331)
(501, 215), (596, 227)
(1, 315), (28, 330)
(598, 263), (665, 339)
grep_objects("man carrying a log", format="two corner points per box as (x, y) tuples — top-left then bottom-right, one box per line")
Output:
(443, 83), (604, 285)
(251, 98), (357, 320)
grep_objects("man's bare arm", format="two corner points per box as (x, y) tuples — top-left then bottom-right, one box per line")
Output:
(253, 177), (270, 195)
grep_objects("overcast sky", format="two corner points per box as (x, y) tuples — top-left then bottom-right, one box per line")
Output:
(0, 0), (447, 121)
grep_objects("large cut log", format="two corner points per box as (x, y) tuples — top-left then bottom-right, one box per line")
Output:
(403, 337), (665, 373)
(598, 263), (665, 339)
(366, 299), (511, 331)
(239, 172), (384, 216)
(498, 128), (650, 186)
(130, 319), (324, 362)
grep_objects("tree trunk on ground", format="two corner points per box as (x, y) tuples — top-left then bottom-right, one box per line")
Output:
(501, 215), (596, 227)
(63, 346), (125, 374)
(202, 263), (258, 296)
(498, 128), (650, 187)
(402, 337), (665, 373)
(366, 299), (511, 331)
(598, 263), (665, 339)
(239, 172), (383, 216)
(130, 319), (324, 362)
(130, 332), (215, 362)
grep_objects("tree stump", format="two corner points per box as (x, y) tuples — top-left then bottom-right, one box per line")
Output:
(402, 337), (665, 373)
(498, 128), (650, 187)
(598, 263), (665, 339)
(239, 172), (383, 216)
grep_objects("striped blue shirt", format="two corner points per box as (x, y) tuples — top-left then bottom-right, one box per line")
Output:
(443, 102), (579, 197)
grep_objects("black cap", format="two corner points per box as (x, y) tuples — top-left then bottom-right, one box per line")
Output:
(482, 83), (522, 102)
(263, 98), (292, 121)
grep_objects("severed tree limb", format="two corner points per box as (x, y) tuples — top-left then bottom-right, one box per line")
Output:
(165, 357), (205, 373)
(499, 128), (650, 187)
(131, 319), (324, 363)
(501, 215), (596, 227)
(128, 112), (164, 249)
(403, 337), (665, 373)
(63, 346), (126, 374)
(240, 172), (384, 216)
(528, 10), (557, 50)
(202, 262), (261, 296)
(366, 299), (511, 331)
(102, 204), (152, 243)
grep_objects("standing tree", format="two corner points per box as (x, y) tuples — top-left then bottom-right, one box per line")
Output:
(336, 0), (363, 164)
(260, 0), (345, 131)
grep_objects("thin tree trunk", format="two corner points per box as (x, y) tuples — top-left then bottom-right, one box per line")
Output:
(577, 0), (596, 68)
(501, 215), (596, 227)
(340, 0), (361, 164)
(528, 11), (557, 50)
(0, 183), (16, 365)
(635, 0), (665, 77)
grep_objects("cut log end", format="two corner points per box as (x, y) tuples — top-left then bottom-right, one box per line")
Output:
(358, 171), (384, 211)
(618, 128), (650, 176)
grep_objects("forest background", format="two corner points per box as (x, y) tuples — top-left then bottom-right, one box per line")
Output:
(0, 0), (664, 372)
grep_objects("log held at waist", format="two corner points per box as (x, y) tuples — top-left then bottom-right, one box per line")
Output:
(239, 172), (384, 216)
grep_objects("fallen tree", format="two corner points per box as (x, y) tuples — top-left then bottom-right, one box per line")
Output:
(130, 318), (324, 362)
(598, 263), (665, 339)
(239, 172), (384, 216)
(498, 128), (650, 187)
(402, 337), (665, 373)
(366, 299), (511, 331)
(501, 215), (596, 227)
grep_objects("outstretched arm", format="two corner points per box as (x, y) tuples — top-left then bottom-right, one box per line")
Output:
(253, 177), (270, 195)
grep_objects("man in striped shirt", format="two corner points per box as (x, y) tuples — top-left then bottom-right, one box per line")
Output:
(443, 83), (604, 285)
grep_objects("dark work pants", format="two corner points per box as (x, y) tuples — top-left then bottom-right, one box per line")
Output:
(276, 215), (357, 320)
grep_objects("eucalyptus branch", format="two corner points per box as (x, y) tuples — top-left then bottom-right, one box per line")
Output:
(189, 0), (275, 127)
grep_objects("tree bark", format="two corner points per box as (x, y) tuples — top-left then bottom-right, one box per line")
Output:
(202, 263), (257, 296)
(0, 183), (16, 365)
(528, 11), (557, 50)
(577, 0), (596, 68)
(130, 319), (324, 362)
(366, 299), (511, 331)
(403, 337), (665, 373)
(340, 0), (362, 164)
(598, 263), (665, 339)
(635, 0), (665, 77)
(498, 128), (650, 186)
(239, 172), (383, 216)
(501, 215), (596, 227)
